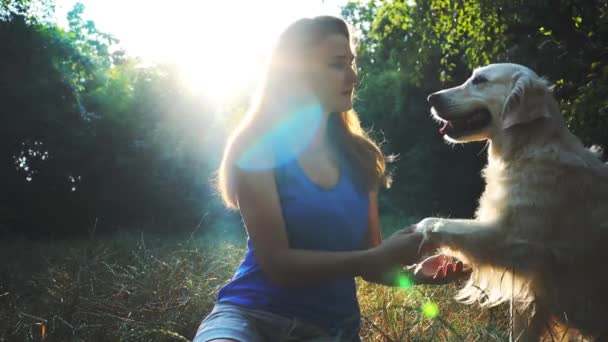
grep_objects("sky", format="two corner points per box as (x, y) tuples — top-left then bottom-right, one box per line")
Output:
(53, 0), (349, 98)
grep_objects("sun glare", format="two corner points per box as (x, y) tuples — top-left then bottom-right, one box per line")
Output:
(167, 1), (275, 100)
(176, 47), (260, 101)
(55, 0), (344, 103)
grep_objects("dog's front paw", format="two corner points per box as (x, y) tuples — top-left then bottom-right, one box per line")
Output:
(415, 217), (445, 234)
(415, 217), (446, 253)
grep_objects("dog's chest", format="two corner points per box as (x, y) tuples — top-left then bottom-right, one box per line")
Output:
(476, 162), (558, 222)
(476, 164), (511, 221)
(476, 159), (602, 227)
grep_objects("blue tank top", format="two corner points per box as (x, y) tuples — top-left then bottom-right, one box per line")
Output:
(216, 156), (370, 337)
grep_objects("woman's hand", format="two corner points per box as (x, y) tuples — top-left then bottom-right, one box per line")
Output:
(372, 225), (431, 268)
(411, 254), (471, 285)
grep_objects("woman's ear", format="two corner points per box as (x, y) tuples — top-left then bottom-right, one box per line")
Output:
(500, 73), (553, 130)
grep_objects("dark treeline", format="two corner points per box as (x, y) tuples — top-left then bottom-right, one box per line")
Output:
(1, 0), (607, 238)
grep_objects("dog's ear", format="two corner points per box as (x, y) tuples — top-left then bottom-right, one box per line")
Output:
(500, 72), (552, 130)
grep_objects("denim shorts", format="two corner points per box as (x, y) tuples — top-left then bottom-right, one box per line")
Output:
(193, 302), (360, 342)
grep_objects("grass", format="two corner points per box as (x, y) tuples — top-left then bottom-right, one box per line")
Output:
(357, 277), (509, 341)
(0, 225), (509, 341)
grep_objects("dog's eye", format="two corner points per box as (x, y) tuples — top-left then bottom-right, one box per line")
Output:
(472, 75), (488, 85)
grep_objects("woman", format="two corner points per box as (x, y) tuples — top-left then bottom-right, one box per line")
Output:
(195, 16), (467, 342)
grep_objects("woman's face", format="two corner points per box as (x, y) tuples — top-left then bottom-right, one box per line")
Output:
(305, 33), (357, 113)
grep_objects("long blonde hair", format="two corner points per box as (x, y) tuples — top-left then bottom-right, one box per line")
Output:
(217, 16), (390, 209)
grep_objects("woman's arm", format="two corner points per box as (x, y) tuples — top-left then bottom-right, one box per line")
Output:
(361, 192), (414, 286)
(235, 167), (422, 287)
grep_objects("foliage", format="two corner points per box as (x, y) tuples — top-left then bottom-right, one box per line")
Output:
(0, 1), (236, 237)
(1, 0), (607, 236)
(0, 0), (54, 23)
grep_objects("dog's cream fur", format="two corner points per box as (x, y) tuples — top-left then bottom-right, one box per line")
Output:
(417, 63), (608, 341)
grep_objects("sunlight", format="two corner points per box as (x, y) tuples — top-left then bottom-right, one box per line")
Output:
(177, 50), (257, 101)
(54, 0), (345, 102)
(164, 1), (275, 100)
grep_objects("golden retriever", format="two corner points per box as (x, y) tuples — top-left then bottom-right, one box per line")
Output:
(416, 63), (608, 341)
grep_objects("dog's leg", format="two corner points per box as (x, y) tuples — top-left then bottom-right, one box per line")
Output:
(416, 218), (505, 257)
(417, 217), (555, 274)
(510, 300), (545, 342)
(510, 300), (559, 342)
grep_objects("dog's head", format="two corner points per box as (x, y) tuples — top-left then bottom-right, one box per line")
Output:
(427, 63), (556, 143)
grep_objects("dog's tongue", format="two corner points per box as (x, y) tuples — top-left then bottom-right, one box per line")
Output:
(439, 121), (451, 135)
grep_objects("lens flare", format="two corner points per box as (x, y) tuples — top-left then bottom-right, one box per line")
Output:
(397, 274), (413, 289)
(422, 302), (439, 318)
(237, 101), (323, 170)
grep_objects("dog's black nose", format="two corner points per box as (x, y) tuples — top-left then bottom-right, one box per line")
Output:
(427, 93), (441, 106)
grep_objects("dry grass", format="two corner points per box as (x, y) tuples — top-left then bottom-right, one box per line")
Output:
(0, 232), (240, 341)
(0, 229), (509, 341)
(357, 278), (509, 341)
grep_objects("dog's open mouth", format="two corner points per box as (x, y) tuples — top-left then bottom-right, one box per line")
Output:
(436, 108), (492, 136)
